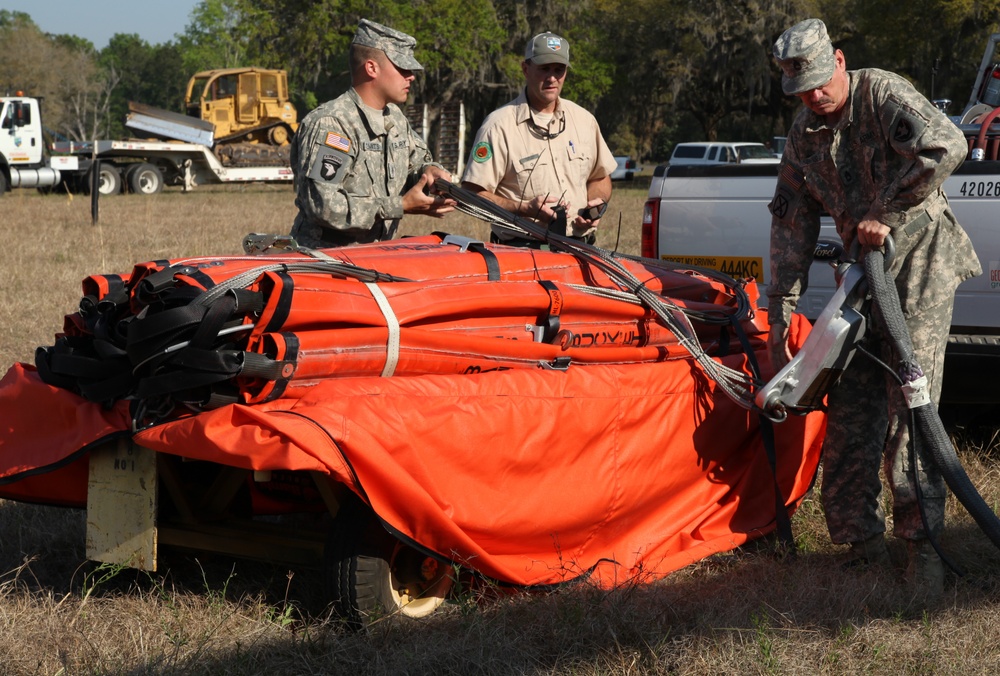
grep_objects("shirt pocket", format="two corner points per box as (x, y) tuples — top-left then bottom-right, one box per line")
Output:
(801, 153), (848, 225)
(345, 148), (380, 197)
(565, 142), (593, 185)
(514, 152), (551, 194)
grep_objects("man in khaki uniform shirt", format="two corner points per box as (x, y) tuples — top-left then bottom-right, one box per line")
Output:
(461, 31), (617, 246)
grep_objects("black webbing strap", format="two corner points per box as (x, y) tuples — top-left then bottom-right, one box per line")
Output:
(134, 349), (247, 398)
(730, 315), (796, 555)
(537, 280), (564, 343)
(262, 332), (299, 401)
(468, 242), (500, 281)
(125, 303), (209, 365)
(133, 293), (242, 397)
(434, 233), (501, 281)
(35, 338), (136, 403)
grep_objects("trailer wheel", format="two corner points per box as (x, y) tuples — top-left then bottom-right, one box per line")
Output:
(325, 500), (453, 629)
(92, 165), (121, 195)
(126, 163), (163, 195)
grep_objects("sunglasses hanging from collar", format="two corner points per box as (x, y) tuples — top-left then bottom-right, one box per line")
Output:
(527, 107), (566, 140)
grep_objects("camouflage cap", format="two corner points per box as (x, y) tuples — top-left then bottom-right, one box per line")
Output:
(773, 18), (835, 95)
(524, 32), (570, 67)
(352, 19), (423, 71)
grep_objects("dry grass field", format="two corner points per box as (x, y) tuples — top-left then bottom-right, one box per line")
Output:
(1, 183), (1000, 674)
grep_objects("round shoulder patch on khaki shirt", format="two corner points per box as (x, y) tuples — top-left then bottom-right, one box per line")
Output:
(473, 141), (492, 163)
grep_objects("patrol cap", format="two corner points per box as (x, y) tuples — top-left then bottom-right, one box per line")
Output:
(773, 18), (835, 95)
(352, 18), (423, 71)
(524, 32), (570, 67)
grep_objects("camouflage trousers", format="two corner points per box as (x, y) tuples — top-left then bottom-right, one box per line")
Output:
(290, 217), (397, 249)
(820, 297), (954, 544)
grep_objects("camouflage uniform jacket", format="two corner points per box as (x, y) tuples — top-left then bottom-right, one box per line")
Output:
(290, 87), (438, 245)
(767, 68), (981, 327)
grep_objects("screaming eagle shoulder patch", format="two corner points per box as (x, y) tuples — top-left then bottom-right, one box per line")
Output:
(473, 141), (492, 163)
(308, 141), (350, 184)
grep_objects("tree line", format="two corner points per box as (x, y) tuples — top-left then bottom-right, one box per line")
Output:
(3, 0), (999, 161)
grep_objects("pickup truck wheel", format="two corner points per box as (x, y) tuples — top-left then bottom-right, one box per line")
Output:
(325, 501), (453, 629)
(126, 163), (163, 195)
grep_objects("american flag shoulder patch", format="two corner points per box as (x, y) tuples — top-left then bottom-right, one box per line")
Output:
(324, 132), (351, 152)
(780, 164), (804, 191)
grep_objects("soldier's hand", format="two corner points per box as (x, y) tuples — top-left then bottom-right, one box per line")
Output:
(403, 174), (456, 217)
(856, 215), (891, 247)
(422, 165), (452, 188)
(767, 323), (793, 371)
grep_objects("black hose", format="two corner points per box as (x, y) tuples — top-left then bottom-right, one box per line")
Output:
(914, 402), (1000, 548)
(864, 245), (1000, 553)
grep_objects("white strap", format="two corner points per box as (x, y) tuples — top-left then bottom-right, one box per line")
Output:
(364, 282), (400, 377)
(301, 247), (342, 263)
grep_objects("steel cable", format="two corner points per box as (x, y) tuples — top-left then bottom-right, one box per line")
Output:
(435, 180), (759, 409)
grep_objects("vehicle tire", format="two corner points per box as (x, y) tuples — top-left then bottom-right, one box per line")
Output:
(91, 164), (121, 195)
(0, 170), (7, 197)
(126, 163), (163, 195)
(324, 498), (453, 629)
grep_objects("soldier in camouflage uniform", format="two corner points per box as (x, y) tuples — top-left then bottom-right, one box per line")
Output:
(767, 19), (981, 599)
(290, 19), (455, 248)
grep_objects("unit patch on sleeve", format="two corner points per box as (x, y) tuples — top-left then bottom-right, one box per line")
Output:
(473, 141), (492, 163)
(308, 144), (349, 184)
(883, 94), (928, 154)
(768, 164), (805, 223)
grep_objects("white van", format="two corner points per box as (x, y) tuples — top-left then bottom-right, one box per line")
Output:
(669, 142), (780, 166)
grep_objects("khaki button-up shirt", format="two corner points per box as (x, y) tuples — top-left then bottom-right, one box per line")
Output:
(462, 91), (617, 239)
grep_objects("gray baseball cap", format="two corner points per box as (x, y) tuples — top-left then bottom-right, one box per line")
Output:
(524, 32), (570, 66)
(773, 18), (835, 95)
(352, 19), (423, 71)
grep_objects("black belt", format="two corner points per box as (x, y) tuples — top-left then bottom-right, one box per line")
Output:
(319, 227), (356, 247)
(319, 218), (393, 247)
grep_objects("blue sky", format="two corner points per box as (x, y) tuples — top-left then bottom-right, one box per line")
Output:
(1, 0), (202, 49)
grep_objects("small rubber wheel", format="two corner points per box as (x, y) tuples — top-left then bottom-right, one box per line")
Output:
(325, 499), (453, 629)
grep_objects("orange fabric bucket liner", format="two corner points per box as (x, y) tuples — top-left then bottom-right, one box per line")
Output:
(0, 236), (824, 588)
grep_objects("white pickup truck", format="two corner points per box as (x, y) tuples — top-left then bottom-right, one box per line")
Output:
(642, 34), (1000, 410)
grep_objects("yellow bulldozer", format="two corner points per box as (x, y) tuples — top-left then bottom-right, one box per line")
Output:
(126, 67), (300, 167)
(185, 67), (298, 146)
